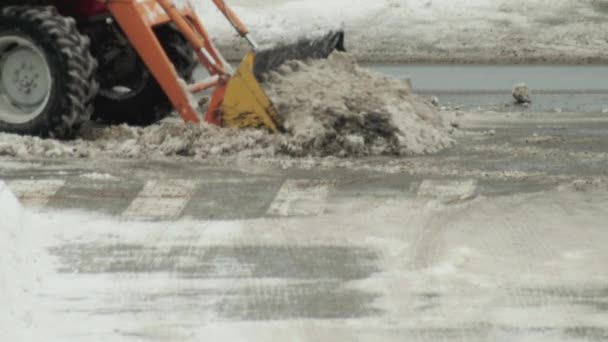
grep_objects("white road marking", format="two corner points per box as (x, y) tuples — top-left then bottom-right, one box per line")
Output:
(7, 179), (66, 208)
(122, 180), (198, 220)
(267, 179), (334, 217)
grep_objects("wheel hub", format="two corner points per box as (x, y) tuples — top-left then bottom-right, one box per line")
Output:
(2, 48), (49, 105)
(0, 36), (52, 124)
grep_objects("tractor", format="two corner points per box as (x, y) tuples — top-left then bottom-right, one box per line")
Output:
(0, 0), (344, 139)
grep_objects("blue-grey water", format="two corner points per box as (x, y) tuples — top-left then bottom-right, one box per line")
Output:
(364, 64), (608, 112)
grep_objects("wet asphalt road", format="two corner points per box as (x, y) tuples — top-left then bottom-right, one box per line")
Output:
(366, 64), (608, 113)
(3, 109), (608, 218)
(2, 111), (608, 341)
(5, 61), (608, 341)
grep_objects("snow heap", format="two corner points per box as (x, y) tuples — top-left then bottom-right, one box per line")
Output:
(263, 52), (454, 156)
(0, 53), (453, 160)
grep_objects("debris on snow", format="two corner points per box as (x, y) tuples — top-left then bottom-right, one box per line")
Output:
(512, 83), (531, 104)
(430, 96), (440, 107)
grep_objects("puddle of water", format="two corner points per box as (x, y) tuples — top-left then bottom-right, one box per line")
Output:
(363, 64), (608, 112)
(364, 64), (608, 92)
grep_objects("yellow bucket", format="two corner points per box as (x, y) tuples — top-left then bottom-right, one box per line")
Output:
(221, 52), (282, 133)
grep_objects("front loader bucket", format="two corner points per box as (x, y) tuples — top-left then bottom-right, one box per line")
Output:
(222, 52), (283, 133)
(253, 31), (345, 79)
(105, 0), (343, 132)
(222, 31), (345, 131)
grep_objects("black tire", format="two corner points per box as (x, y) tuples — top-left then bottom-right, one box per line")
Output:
(0, 6), (98, 139)
(93, 25), (197, 126)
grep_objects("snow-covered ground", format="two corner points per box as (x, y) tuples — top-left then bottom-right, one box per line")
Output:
(197, 0), (608, 63)
(3, 106), (608, 340)
(2, 179), (608, 341)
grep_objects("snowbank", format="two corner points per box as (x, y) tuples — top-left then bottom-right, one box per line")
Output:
(264, 53), (453, 156)
(0, 53), (453, 160)
(196, 0), (608, 63)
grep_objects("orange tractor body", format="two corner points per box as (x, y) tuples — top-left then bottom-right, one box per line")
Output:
(0, 0), (344, 138)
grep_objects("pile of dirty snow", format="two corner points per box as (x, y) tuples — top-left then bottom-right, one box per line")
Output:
(263, 53), (453, 156)
(0, 53), (453, 160)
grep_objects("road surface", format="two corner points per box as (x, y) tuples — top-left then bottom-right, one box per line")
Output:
(2, 109), (608, 341)
(368, 64), (608, 113)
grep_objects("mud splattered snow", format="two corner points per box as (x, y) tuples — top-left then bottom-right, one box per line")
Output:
(264, 53), (453, 156)
(0, 53), (453, 161)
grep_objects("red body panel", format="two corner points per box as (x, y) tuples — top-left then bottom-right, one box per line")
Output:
(55, 0), (108, 19)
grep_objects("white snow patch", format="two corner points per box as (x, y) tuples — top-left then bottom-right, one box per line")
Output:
(79, 173), (119, 181)
(195, 0), (608, 63)
(512, 83), (532, 104)
(0, 181), (36, 342)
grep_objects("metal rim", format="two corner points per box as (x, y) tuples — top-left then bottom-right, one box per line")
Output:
(0, 35), (52, 124)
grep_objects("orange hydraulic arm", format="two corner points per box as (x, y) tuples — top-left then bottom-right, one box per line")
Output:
(211, 0), (258, 49)
(100, 0), (255, 125)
